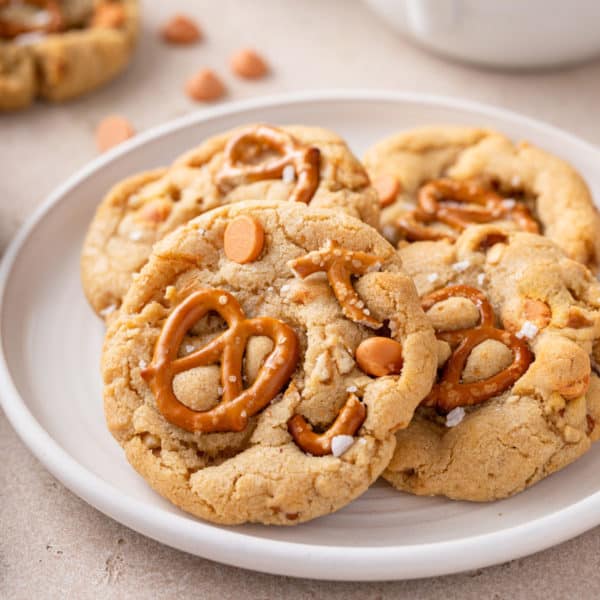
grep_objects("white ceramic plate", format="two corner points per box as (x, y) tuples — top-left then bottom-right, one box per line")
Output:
(2, 91), (600, 581)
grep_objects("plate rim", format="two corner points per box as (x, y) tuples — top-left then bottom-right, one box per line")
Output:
(2, 89), (600, 581)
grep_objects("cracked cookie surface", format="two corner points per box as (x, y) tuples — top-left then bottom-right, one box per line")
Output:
(82, 124), (379, 318)
(102, 200), (437, 524)
(363, 125), (600, 271)
(0, 0), (138, 110)
(383, 225), (600, 501)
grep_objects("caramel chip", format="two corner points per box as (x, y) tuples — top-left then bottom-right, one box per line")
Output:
(356, 337), (403, 377)
(373, 174), (400, 208)
(230, 48), (269, 79)
(224, 216), (265, 264)
(91, 2), (126, 28)
(185, 68), (225, 102)
(95, 115), (135, 153)
(161, 14), (202, 45)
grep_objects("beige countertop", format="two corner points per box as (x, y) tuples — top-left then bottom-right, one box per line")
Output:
(2, 1), (600, 597)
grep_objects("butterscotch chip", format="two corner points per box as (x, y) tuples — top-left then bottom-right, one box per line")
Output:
(223, 215), (265, 264)
(161, 14), (201, 45)
(95, 115), (135, 153)
(91, 2), (126, 28)
(230, 48), (269, 79)
(185, 68), (225, 102)
(356, 337), (403, 377)
(373, 174), (400, 208)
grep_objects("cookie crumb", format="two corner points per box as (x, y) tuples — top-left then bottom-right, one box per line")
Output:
(230, 48), (269, 79)
(452, 260), (470, 272)
(331, 435), (354, 457)
(96, 115), (135, 153)
(161, 15), (202, 45)
(185, 68), (225, 102)
(515, 320), (539, 340)
(445, 406), (465, 427)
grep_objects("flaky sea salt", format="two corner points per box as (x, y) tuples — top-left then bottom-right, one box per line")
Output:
(515, 320), (539, 340)
(218, 295), (228, 305)
(477, 273), (486, 286)
(185, 344), (194, 353)
(445, 406), (465, 427)
(129, 230), (143, 241)
(452, 260), (470, 272)
(346, 385), (358, 393)
(99, 304), (117, 318)
(138, 359), (147, 369)
(502, 198), (516, 209)
(331, 435), (355, 457)
(280, 284), (291, 294)
(427, 273), (439, 283)
(511, 175), (522, 188)
(282, 165), (296, 183)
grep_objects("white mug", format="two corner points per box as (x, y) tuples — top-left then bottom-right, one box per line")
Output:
(365, 0), (600, 69)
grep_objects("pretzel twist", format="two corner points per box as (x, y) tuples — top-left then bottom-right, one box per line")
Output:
(421, 285), (533, 412)
(288, 394), (366, 456)
(288, 240), (383, 328)
(0, 0), (63, 39)
(141, 289), (299, 433)
(216, 125), (321, 204)
(397, 178), (539, 242)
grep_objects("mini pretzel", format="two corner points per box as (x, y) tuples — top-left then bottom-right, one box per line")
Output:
(0, 0), (63, 39)
(288, 394), (366, 456)
(142, 289), (299, 433)
(398, 178), (539, 242)
(216, 125), (321, 204)
(421, 285), (533, 412)
(288, 240), (383, 328)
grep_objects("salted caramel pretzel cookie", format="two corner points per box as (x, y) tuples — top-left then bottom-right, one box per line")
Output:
(102, 201), (437, 524)
(383, 225), (600, 502)
(0, 0), (138, 110)
(82, 124), (379, 318)
(363, 126), (600, 271)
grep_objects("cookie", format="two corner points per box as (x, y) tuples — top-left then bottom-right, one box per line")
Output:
(383, 225), (600, 501)
(81, 124), (379, 317)
(363, 126), (600, 270)
(102, 200), (437, 524)
(0, 0), (138, 110)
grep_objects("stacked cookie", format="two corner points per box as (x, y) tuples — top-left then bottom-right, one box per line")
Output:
(0, 0), (138, 110)
(81, 123), (600, 524)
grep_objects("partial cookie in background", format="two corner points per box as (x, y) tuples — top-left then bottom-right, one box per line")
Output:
(102, 201), (437, 525)
(81, 123), (380, 317)
(384, 225), (600, 502)
(363, 126), (600, 271)
(0, 0), (138, 110)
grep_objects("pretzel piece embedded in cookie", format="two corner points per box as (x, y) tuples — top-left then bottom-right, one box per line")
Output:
(288, 394), (366, 456)
(216, 125), (321, 204)
(421, 285), (533, 412)
(288, 240), (383, 328)
(142, 289), (299, 433)
(398, 178), (539, 242)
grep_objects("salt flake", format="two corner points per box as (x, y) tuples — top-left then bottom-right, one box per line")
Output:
(282, 165), (296, 183)
(452, 260), (470, 272)
(445, 406), (465, 427)
(331, 435), (355, 457)
(515, 320), (539, 340)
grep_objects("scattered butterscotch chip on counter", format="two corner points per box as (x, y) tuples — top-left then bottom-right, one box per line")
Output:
(230, 48), (269, 79)
(96, 115), (135, 153)
(185, 68), (225, 102)
(161, 14), (202, 45)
